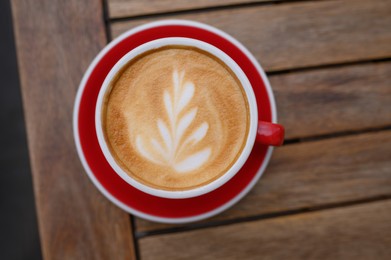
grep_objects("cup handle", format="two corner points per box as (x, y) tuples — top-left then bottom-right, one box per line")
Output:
(256, 121), (285, 146)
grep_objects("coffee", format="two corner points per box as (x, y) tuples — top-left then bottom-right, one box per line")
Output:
(101, 46), (249, 191)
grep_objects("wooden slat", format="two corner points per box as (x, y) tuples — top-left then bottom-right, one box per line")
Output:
(108, 0), (271, 19)
(274, 62), (391, 139)
(139, 200), (391, 259)
(111, 0), (391, 72)
(136, 130), (391, 232)
(11, 0), (136, 259)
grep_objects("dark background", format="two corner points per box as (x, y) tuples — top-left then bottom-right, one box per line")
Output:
(0, 0), (42, 259)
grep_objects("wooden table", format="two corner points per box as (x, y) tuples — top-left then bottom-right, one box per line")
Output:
(11, 0), (391, 259)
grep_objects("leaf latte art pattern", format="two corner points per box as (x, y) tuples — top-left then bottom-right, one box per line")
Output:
(135, 69), (211, 173)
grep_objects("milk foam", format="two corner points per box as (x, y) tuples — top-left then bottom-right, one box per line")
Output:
(103, 46), (249, 191)
(135, 69), (211, 172)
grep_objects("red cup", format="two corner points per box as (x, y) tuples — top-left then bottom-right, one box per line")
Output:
(257, 121), (285, 146)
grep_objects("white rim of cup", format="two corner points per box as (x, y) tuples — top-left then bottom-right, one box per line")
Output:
(73, 19), (277, 223)
(95, 37), (258, 199)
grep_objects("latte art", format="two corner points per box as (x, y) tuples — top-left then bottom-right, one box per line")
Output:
(102, 46), (249, 191)
(135, 69), (212, 172)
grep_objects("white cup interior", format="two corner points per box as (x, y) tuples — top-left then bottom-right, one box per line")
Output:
(95, 37), (258, 199)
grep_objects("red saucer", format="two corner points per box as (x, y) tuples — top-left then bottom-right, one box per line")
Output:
(73, 20), (276, 223)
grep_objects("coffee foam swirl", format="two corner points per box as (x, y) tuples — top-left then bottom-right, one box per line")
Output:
(135, 69), (212, 172)
(103, 46), (249, 191)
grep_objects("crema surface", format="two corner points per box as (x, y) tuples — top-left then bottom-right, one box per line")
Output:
(103, 46), (249, 191)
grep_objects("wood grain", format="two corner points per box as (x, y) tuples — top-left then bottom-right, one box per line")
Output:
(139, 200), (391, 259)
(111, 0), (391, 72)
(11, 0), (136, 259)
(273, 62), (391, 139)
(108, 0), (271, 18)
(136, 130), (391, 232)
